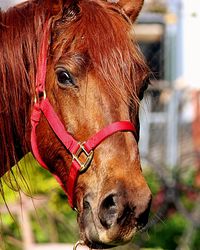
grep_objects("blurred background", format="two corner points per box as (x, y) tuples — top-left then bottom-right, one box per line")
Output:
(1, 0), (200, 249)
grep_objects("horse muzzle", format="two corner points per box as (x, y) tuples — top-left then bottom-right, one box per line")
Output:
(78, 185), (152, 249)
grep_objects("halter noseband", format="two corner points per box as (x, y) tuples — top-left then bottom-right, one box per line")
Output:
(31, 21), (138, 208)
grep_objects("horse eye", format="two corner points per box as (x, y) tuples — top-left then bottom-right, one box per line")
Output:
(56, 68), (75, 87)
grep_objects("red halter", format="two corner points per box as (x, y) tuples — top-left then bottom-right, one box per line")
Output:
(31, 21), (138, 208)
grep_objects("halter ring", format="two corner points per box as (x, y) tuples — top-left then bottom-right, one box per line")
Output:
(73, 240), (87, 250)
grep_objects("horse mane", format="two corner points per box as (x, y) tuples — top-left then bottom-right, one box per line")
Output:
(0, 0), (49, 177)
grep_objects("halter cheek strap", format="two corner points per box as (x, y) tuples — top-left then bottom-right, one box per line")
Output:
(31, 21), (138, 208)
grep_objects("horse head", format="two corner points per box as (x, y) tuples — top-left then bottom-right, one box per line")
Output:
(33, 0), (151, 248)
(1, 0), (151, 248)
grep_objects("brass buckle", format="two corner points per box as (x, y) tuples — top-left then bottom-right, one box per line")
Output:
(34, 90), (46, 103)
(73, 143), (94, 173)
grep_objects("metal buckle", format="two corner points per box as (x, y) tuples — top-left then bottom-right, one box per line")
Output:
(34, 90), (46, 103)
(73, 143), (94, 173)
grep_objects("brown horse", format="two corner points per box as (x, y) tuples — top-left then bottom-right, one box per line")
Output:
(0, 0), (151, 248)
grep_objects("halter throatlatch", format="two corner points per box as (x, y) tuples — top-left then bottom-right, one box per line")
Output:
(31, 21), (138, 208)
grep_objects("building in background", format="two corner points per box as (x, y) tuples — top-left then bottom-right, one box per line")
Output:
(136, 0), (200, 167)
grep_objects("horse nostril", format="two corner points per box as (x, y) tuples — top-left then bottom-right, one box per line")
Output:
(99, 194), (118, 229)
(102, 194), (116, 209)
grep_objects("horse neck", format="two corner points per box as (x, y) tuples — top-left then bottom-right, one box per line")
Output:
(0, 3), (47, 177)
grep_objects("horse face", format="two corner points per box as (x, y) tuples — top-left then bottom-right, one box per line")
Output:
(37, 0), (151, 248)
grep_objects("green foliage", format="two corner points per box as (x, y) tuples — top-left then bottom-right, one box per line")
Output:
(136, 214), (186, 249)
(0, 154), (79, 250)
(132, 168), (200, 250)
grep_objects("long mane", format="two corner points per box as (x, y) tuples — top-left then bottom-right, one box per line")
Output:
(0, 1), (48, 176)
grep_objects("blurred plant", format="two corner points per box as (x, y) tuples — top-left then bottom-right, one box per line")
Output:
(0, 153), (78, 249)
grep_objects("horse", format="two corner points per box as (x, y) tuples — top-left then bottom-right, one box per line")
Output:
(0, 0), (152, 248)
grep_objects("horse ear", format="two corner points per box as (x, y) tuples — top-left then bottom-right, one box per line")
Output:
(107, 0), (144, 22)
